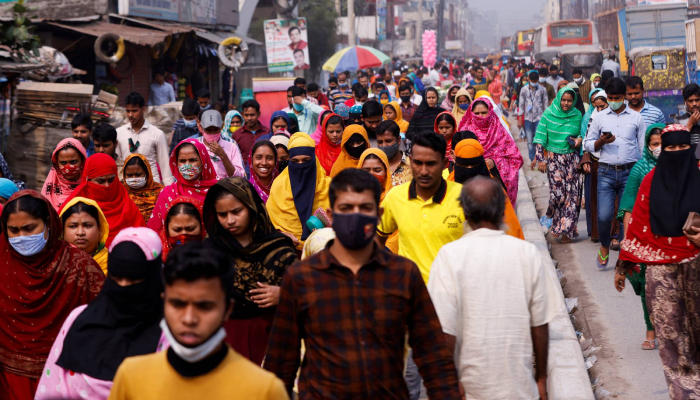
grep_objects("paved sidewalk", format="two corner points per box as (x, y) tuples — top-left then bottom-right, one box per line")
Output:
(514, 130), (668, 399)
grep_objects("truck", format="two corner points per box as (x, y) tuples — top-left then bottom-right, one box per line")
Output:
(618, 3), (687, 51)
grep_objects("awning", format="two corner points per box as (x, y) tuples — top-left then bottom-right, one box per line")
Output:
(47, 21), (172, 47)
(195, 30), (263, 46)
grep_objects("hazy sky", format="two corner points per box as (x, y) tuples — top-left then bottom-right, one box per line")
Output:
(469, 0), (547, 40)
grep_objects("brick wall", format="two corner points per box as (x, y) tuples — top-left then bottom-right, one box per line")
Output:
(114, 44), (152, 106)
(0, 0), (107, 20)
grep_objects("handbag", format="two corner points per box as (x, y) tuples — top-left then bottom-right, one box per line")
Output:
(682, 212), (700, 235)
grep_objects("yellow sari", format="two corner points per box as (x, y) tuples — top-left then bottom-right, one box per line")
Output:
(267, 133), (330, 250)
(330, 125), (370, 178)
(59, 196), (110, 275)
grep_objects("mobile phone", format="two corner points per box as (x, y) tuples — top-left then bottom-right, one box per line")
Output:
(602, 131), (613, 138)
(567, 136), (577, 146)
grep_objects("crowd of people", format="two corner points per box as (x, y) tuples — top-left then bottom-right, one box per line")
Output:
(0, 54), (698, 400)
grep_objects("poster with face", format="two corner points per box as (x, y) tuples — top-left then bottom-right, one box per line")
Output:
(263, 18), (310, 73)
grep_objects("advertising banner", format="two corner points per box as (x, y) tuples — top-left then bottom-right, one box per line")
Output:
(264, 18), (310, 73)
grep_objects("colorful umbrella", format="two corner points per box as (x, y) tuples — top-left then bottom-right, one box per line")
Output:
(322, 46), (390, 73)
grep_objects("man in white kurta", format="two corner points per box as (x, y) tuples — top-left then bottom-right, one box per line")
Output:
(427, 177), (560, 400)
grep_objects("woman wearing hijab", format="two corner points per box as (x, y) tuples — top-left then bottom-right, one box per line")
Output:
(158, 196), (205, 262)
(203, 177), (297, 365)
(383, 101), (409, 133)
(458, 98), (524, 204)
(0, 151), (25, 190)
(474, 90), (510, 131)
(315, 113), (345, 176)
(451, 87), (473, 126)
(122, 154), (164, 223)
(270, 135), (290, 173)
(221, 110), (243, 142)
(42, 138), (87, 211)
(147, 139), (219, 233)
(448, 139), (524, 240)
(0, 177), (19, 205)
(62, 153), (145, 246)
(358, 148), (400, 253)
(36, 227), (166, 400)
(60, 197), (109, 275)
(267, 132), (330, 251)
(249, 140), (279, 203)
(579, 89), (607, 242)
(616, 125), (700, 399)
(441, 84), (461, 110)
(286, 112), (299, 134)
(334, 103), (351, 121)
(309, 110), (333, 145)
(329, 125), (370, 177)
(0, 190), (104, 397)
(405, 87), (445, 144)
(434, 111), (457, 163)
(533, 87), (583, 244)
(613, 123), (665, 350)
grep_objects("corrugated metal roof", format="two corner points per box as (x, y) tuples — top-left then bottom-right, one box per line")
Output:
(47, 21), (171, 46)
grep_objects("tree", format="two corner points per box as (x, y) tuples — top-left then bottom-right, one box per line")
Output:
(300, 0), (338, 81)
(0, 0), (40, 59)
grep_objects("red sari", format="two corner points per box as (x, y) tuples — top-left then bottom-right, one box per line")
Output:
(620, 169), (700, 266)
(158, 196), (206, 262)
(61, 153), (145, 246)
(0, 190), (104, 399)
(315, 113), (342, 176)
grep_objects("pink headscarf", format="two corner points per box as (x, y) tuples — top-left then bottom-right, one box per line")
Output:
(42, 138), (88, 210)
(147, 139), (219, 233)
(109, 227), (162, 261)
(457, 97), (523, 204)
(310, 110), (333, 145)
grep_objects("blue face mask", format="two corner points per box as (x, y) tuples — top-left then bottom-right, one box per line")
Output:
(293, 103), (304, 112)
(201, 104), (211, 111)
(609, 100), (624, 111)
(183, 119), (197, 128)
(530, 82), (539, 88)
(9, 227), (48, 257)
(459, 104), (469, 110)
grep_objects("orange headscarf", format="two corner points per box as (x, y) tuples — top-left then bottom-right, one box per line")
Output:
(122, 153), (164, 223)
(448, 139), (524, 240)
(329, 125), (370, 178)
(383, 101), (409, 133)
(357, 148), (393, 201)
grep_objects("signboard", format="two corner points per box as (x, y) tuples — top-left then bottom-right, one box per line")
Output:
(551, 26), (588, 39)
(445, 40), (462, 50)
(377, 0), (387, 41)
(263, 18), (310, 73)
(124, 0), (238, 28)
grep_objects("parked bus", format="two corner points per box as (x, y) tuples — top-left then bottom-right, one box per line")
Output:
(532, 19), (600, 62)
(510, 30), (535, 57)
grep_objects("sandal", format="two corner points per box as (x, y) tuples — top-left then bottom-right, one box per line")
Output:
(596, 250), (609, 269)
(641, 339), (657, 350)
(561, 235), (572, 244)
(610, 239), (620, 251)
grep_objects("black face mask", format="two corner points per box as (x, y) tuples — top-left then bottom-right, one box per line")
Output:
(278, 160), (289, 173)
(453, 156), (491, 184)
(400, 95), (411, 103)
(332, 212), (377, 250)
(345, 133), (367, 159)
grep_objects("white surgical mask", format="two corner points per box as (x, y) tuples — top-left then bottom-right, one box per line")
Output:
(9, 227), (48, 257)
(160, 319), (227, 363)
(539, 78), (545, 83)
(574, 77), (583, 84)
(126, 177), (147, 189)
(651, 146), (661, 158)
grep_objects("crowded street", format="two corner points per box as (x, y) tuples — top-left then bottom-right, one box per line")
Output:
(2, 0), (700, 398)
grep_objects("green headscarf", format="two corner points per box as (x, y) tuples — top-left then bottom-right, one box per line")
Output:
(533, 87), (583, 154)
(286, 112), (299, 134)
(617, 122), (666, 220)
(580, 88), (605, 155)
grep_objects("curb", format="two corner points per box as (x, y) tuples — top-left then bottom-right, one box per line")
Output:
(516, 169), (595, 400)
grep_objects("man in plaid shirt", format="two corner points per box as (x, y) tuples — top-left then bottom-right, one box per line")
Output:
(264, 169), (462, 399)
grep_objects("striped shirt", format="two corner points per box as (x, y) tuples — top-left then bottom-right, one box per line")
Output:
(638, 100), (666, 127)
(673, 113), (700, 145)
(329, 88), (353, 108)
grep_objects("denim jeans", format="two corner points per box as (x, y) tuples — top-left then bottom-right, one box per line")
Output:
(524, 120), (539, 162)
(597, 166), (630, 248)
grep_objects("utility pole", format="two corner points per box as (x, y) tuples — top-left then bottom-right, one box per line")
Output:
(436, 0), (444, 57)
(414, 0), (423, 55)
(348, 0), (356, 46)
(336, 0), (341, 15)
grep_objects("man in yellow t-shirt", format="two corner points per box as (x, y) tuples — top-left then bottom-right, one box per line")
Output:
(109, 242), (288, 400)
(378, 131), (464, 282)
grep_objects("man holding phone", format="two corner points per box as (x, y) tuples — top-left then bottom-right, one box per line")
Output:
(584, 78), (647, 269)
